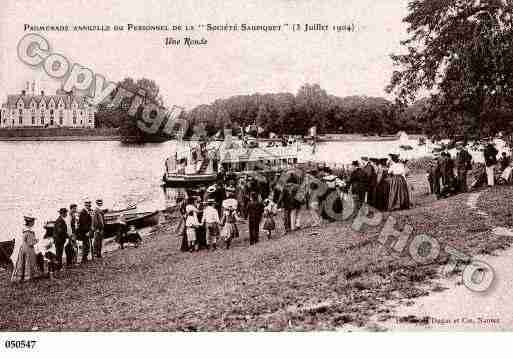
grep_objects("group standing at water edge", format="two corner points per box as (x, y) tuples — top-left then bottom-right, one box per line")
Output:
(8, 142), (511, 283)
(176, 152), (412, 253)
(10, 198), (107, 283)
(426, 141), (512, 199)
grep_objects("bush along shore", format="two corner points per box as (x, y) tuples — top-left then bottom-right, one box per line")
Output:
(1, 172), (511, 331)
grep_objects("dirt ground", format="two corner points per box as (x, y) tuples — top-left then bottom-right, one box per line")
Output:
(1, 173), (511, 331)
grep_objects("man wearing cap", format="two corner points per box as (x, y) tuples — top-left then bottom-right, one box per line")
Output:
(53, 208), (69, 270)
(92, 199), (105, 258)
(78, 200), (93, 262)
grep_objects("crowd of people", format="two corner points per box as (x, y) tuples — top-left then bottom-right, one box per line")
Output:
(176, 153), (412, 252)
(426, 142), (512, 198)
(10, 198), (110, 283)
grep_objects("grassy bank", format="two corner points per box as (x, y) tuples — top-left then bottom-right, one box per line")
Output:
(1, 175), (512, 331)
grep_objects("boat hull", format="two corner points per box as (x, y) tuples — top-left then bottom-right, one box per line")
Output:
(104, 211), (161, 238)
(163, 173), (217, 187)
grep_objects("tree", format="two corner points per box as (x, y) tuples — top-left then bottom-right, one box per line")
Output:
(387, 0), (513, 138)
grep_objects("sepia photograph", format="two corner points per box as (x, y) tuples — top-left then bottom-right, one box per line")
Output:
(1, 0), (512, 356)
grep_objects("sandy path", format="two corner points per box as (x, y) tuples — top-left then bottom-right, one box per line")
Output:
(374, 189), (513, 331)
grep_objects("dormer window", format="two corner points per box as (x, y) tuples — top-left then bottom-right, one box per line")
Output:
(17, 100), (23, 108)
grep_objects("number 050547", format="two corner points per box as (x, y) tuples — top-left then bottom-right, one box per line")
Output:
(4, 340), (37, 349)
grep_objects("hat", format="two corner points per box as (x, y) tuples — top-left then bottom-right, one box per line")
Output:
(207, 198), (216, 204)
(84, 198), (92, 205)
(24, 214), (36, 222)
(351, 160), (359, 167)
(370, 157), (379, 163)
(361, 156), (369, 161)
(206, 185), (216, 193)
(59, 208), (68, 215)
(335, 178), (346, 188)
(185, 204), (199, 213)
(70, 203), (77, 209)
(225, 186), (236, 192)
(96, 199), (103, 205)
(389, 153), (400, 161)
(43, 221), (54, 229)
(323, 174), (337, 182)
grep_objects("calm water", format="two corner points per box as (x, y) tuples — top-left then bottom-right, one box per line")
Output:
(0, 137), (492, 242)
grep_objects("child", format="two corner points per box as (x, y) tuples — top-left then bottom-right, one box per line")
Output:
(262, 198), (277, 240)
(202, 199), (220, 250)
(35, 223), (58, 279)
(185, 207), (200, 252)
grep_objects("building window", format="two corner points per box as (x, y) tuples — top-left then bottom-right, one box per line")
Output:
(41, 117), (44, 124)
(31, 116), (35, 124)
(19, 109), (22, 115)
(59, 118), (63, 125)
(19, 116), (22, 124)
(73, 117), (76, 124)
(50, 109), (54, 115)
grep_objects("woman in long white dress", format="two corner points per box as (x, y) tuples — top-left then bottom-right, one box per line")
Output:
(386, 155), (411, 211)
(11, 215), (42, 283)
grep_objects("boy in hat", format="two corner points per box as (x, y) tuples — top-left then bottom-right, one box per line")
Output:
(202, 198), (220, 250)
(53, 208), (69, 269)
(92, 199), (105, 258)
(78, 199), (93, 262)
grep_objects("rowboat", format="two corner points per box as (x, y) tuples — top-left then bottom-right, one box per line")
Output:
(162, 173), (218, 186)
(104, 210), (161, 238)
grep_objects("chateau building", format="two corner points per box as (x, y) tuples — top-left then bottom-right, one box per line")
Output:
(1, 88), (96, 128)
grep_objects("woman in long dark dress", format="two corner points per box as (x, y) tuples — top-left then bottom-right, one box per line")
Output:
(374, 158), (389, 211)
(385, 154), (410, 211)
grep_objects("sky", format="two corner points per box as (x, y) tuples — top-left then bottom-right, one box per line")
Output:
(0, 0), (410, 109)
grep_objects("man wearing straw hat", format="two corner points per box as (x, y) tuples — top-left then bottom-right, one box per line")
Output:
(92, 199), (105, 258)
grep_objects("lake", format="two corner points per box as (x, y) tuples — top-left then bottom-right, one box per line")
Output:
(0, 136), (494, 242)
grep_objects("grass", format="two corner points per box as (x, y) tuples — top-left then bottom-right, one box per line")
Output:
(1, 174), (513, 331)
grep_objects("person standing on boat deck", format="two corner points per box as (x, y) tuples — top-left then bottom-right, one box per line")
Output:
(247, 192), (265, 245)
(92, 199), (105, 258)
(78, 200), (93, 262)
(11, 214), (42, 283)
(484, 142), (498, 187)
(202, 198), (220, 250)
(65, 203), (78, 267)
(456, 144), (472, 193)
(53, 208), (69, 270)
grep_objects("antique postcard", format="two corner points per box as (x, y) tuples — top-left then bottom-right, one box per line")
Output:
(0, 0), (511, 357)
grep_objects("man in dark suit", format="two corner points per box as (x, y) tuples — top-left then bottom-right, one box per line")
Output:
(362, 157), (377, 206)
(456, 144), (472, 193)
(53, 208), (69, 270)
(484, 142), (498, 186)
(78, 200), (93, 263)
(349, 160), (367, 211)
(92, 199), (105, 258)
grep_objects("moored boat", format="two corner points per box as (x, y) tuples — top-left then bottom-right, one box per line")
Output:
(104, 210), (160, 238)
